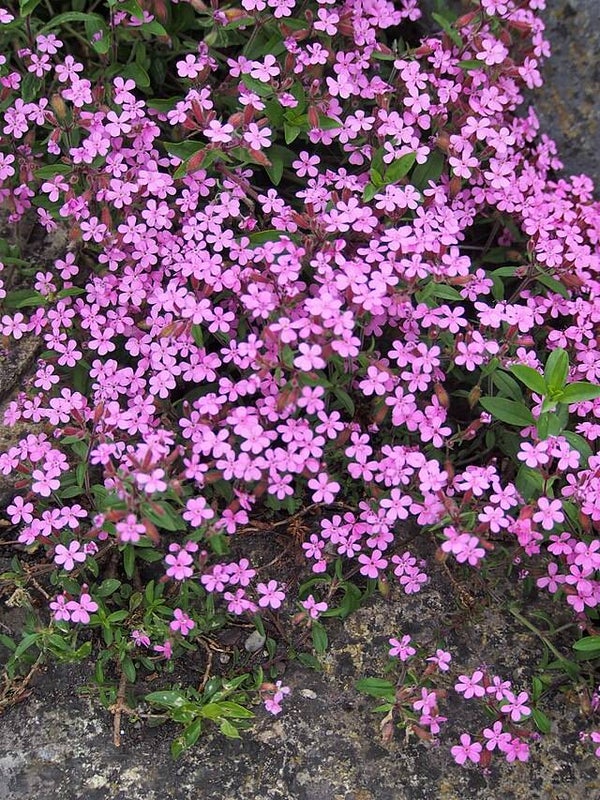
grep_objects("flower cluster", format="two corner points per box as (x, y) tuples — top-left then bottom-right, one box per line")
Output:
(0, 0), (599, 762)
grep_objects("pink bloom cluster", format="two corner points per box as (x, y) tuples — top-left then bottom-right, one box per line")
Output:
(0, 0), (599, 744)
(452, 668), (533, 766)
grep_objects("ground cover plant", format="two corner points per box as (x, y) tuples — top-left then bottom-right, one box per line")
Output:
(0, 0), (599, 769)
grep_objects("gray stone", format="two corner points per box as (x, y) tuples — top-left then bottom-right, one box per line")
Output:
(536, 0), (600, 185)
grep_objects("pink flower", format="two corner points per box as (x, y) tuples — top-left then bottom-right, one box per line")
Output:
(257, 580), (286, 609)
(153, 640), (173, 659)
(66, 588), (98, 624)
(6, 495), (34, 524)
(243, 122), (271, 150)
(307, 472), (340, 504)
(500, 690), (531, 722)
(224, 588), (257, 615)
(358, 549), (388, 578)
(165, 548), (194, 581)
(116, 514), (145, 543)
(135, 468), (167, 495)
(455, 670), (486, 699)
(131, 630), (151, 647)
(501, 737), (530, 763)
(31, 468), (61, 497)
(389, 634), (415, 661)
(426, 649), (452, 672)
(451, 733), (482, 765)
(483, 721), (512, 751)
(262, 680), (290, 715)
(50, 593), (71, 622)
(183, 497), (215, 526)
(170, 608), (196, 636)
(54, 541), (87, 571)
(301, 594), (328, 619)
(532, 497), (564, 531)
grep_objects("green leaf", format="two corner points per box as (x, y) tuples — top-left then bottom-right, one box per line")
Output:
(431, 12), (462, 46)
(170, 737), (186, 760)
(492, 370), (523, 401)
(296, 653), (321, 670)
(479, 397), (534, 427)
(39, 11), (102, 32)
(246, 229), (283, 245)
(119, 0), (145, 18)
(182, 718), (203, 748)
(241, 75), (274, 98)
(355, 677), (396, 699)
(107, 610), (128, 623)
(457, 59), (483, 70)
(573, 636), (600, 657)
(531, 676), (544, 702)
(13, 632), (40, 661)
(96, 578), (122, 597)
(362, 183), (379, 203)
(217, 701), (254, 718)
(332, 388), (355, 416)
(385, 152), (416, 183)
(121, 656), (137, 683)
(19, 0), (43, 15)
(85, 15), (110, 55)
(121, 63), (151, 89)
(264, 144), (293, 186)
(556, 382), (600, 405)
(535, 272), (569, 299)
(141, 502), (185, 531)
(35, 164), (73, 179)
(4, 289), (46, 309)
(142, 19), (168, 35)
(532, 708), (552, 734)
(284, 123), (302, 145)
(536, 411), (563, 440)
(429, 284), (462, 302)
(544, 348), (569, 394)
(219, 719), (241, 738)
(369, 167), (385, 187)
(146, 690), (187, 708)
(411, 150), (444, 189)
(508, 365), (547, 396)
(311, 622), (328, 653)
(515, 465), (545, 499)
(123, 545), (136, 579)
(56, 287), (86, 299)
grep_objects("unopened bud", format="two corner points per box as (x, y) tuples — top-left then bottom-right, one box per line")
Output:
(50, 93), (67, 122)
(455, 11), (479, 28)
(378, 574), (391, 599)
(468, 385), (481, 409)
(143, 519), (161, 546)
(307, 105), (319, 129)
(435, 131), (450, 153)
(434, 382), (450, 409)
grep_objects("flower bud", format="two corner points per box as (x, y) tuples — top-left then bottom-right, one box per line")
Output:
(434, 382), (450, 409)
(50, 93), (67, 122)
(468, 385), (481, 409)
(455, 11), (479, 27)
(378, 574), (391, 599)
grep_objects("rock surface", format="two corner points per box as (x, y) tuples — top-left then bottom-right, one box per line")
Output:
(536, 0), (600, 186)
